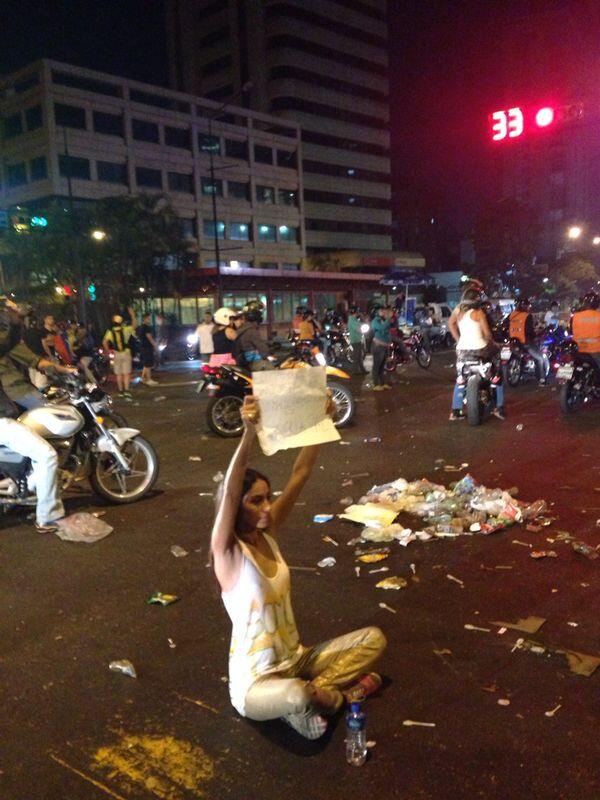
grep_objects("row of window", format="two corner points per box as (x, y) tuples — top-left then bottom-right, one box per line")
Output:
(5, 156), (47, 186)
(2, 104), (43, 139)
(268, 64), (389, 103)
(302, 128), (389, 158)
(302, 158), (390, 184)
(264, 4), (388, 48)
(305, 219), (392, 236)
(271, 96), (388, 132)
(267, 34), (387, 78)
(184, 219), (300, 244)
(304, 188), (390, 210)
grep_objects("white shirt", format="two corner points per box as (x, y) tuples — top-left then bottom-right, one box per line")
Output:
(195, 322), (215, 354)
(457, 309), (488, 351)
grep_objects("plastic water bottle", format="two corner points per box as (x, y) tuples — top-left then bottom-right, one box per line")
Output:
(346, 702), (367, 766)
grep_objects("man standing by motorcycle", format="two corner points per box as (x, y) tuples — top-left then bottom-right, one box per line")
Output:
(103, 307), (136, 399)
(571, 291), (600, 370)
(347, 306), (367, 375)
(234, 301), (274, 372)
(508, 298), (546, 385)
(371, 306), (392, 391)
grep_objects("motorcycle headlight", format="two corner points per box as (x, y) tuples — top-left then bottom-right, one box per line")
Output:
(360, 324), (370, 334)
(315, 352), (326, 366)
(187, 334), (198, 345)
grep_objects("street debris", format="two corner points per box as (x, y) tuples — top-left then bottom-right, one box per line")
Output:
(355, 566), (361, 577)
(446, 574), (464, 588)
(410, 563), (416, 575)
(368, 567), (389, 574)
(402, 720), (436, 728)
(188, 456), (202, 461)
(212, 471), (224, 483)
(544, 704), (562, 718)
(317, 556), (336, 568)
(516, 424), (524, 431)
(530, 550), (558, 559)
(358, 552), (389, 564)
(321, 534), (339, 546)
(54, 512), (113, 543)
(363, 437), (382, 443)
(314, 514), (334, 524)
(512, 638), (600, 677)
(168, 638), (177, 649)
(147, 592), (179, 606)
(567, 622), (579, 627)
(170, 545), (189, 558)
(572, 541), (599, 560)
(464, 624), (491, 633)
(153, 395), (167, 402)
(433, 648), (452, 657)
(289, 565), (318, 572)
(378, 602), (396, 614)
(375, 576), (407, 590)
(512, 540), (532, 548)
(490, 616), (546, 634)
(497, 699), (511, 707)
(339, 496), (354, 506)
(109, 659), (137, 678)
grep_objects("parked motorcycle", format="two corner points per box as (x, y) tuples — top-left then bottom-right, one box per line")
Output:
(322, 330), (352, 366)
(457, 353), (500, 426)
(384, 332), (431, 372)
(199, 346), (355, 437)
(556, 344), (600, 414)
(0, 375), (159, 510)
(44, 374), (128, 428)
(500, 339), (549, 386)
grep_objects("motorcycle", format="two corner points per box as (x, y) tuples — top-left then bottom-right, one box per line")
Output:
(500, 338), (549, 387)
(556, 344), (600, 414)
(0, 374), (159, 509)
(384, 331), (431, 372)
(457, 353), (500, 426)
(199, 345), (355, 437)
(44, 374), (128, 429)
(322, 330), (352, 366)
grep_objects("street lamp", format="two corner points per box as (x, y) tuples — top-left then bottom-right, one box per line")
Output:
(567, 225), (583, 240)
(91, 229), (106, 241)
(593, 236), (600, 246)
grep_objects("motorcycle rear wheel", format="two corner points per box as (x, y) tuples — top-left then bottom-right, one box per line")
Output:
(416, 347), (432, 369)
(90, 435), (159, 504)
(505, 356), (521, 387)
(328, 380), (355, 428)
(207, 394), (244, 437)
(466, 375), (490, 426)
(560, 381), (582, 414)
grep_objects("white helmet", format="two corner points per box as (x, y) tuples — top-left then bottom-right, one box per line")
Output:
(214, 307), (235, 326)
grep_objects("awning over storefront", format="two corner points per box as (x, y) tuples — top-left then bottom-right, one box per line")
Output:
(379, 268), (436, 286)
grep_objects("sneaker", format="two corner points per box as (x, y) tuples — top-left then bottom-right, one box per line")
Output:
(122, 390), (133, 400)
(493, 407), (506, 420)
(343, 672), (382, 703)
(538, 378), (547, 386)
(282, 708), (327, 740)
(449, 410), (465, 421)
(142, 379), (159, 386)
(35, 519), (63, 534)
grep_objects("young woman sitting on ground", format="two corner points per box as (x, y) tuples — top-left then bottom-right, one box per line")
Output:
(211, 394), (386, 740)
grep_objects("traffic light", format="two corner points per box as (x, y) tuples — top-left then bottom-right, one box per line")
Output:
(87, 283), (97, 302)
(30, 216), (48, 227)
(63, 285), (73, 296)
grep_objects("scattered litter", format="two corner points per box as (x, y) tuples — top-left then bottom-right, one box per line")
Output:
(491, 616), (546, 634)
(147, 592), (179, 606)
(464, 624), (491, 633)
(497, 627), (507, 635)
(349, 472), (370, 479)
(109, 660), (137, 678)
(402, 720), (436, 728)
(358, 553), (389, 564)
(339, 441), (351, 446)
(363, 437), (382, 443)
(567, 621), (579, 627)
(530, 550), (557, 559)
(526, 524), (542, 533)
(494, 565), (513, 570)
(544, 704), (562, 718)
(376, 576), (407, 590)
(340, 503), (398, 527)
(410, 563), (416, 575)
(198, 492), (213, 497)
(170, 545), (189, 558)
(188, 456), (202, 462)
(433, 648), (452, 657)
(342, 479), (354, 487)
(378, 602), (396, 614)
(317, 556), (336, 568)
(572, 541), (599, 560)
(368, 566), (389, 574)
(92, 510), (106, 518)
(346, 536), (362, 546)
(321, 534), (339, 547)
(497, 699), (511, 707)
(512, 540), (532, 548)
(289, 565), (318, 572)
(153, 395), (167, 402)
(212, 471), (224, 483)
(581, 582), (590, 587)
(446, 574), (464, 588)
(54, 512), (113, 543)
(314, 514), (334, 524)
(516, 424), (524, 431)
(512, 638), (600, 677)
(355, 566), (361, 577)
(366, 740), (376, 749)
(168, 638), (177, 649)
(339, 496), (354, 506)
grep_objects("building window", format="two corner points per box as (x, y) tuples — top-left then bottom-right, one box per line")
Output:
(7, 162), (27, 186)
(59, 155), (91, 180)
(198, 133), (221, 155)
(278, 189), (297, 206)
(130, 88), (189, 113)
(277, 149), (297, 169)
(260, 262), (278, 269)
(132, 119), (159, 143)
(54, 103), (86, 129)
(227, 180), (250, 200)
(30, 156), (48, 181)
(93, 110), (124, 137)
(282, 262), (300, 271)
(278, 225), (299, 243)
(3, 113), (23, 140)
(258, 224), (276, 242)
(180, 218), (197, 239)
(165, 125), (191, 149)
(136, 166), (162, 189)
(168, 171), (194, 193)
(97, 160), (128, 184)
(230, 222), (251, 241)
(52, 69), (121, 97)
(225, 138), (248, 160)
(25, 105), (43, 131)
(254, 144), (272, 164)
(201, 177), (223, 196)
(256, 185), (275, 204)
(203, 219), (225, 239)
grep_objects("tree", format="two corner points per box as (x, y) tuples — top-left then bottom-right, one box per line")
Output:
(554, 256), (600, 295)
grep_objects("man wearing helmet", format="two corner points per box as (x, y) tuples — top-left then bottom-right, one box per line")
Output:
(508, 298), (546, 384)
(102, 307), (136, 398)
(234, 301), (273, 371)
(571, 291), (600, 369)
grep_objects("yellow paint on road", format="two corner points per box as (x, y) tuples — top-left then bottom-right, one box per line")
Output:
(91, 731), (215, 799)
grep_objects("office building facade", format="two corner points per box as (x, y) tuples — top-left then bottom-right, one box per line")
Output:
(167, 0), (392, 253)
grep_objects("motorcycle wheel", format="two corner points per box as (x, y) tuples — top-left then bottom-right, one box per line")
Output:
(466, 375), (483, 426)
(444, 332), (455, 348)
(93, 362), (110, 386)
(505, 356), (521, 387)
(416, 347), (432, 369)
(104, 411), (128, 428)
(384, 355), (397, 372)
(207, 394), (244, 437)
(560, 381), (583, 414)
(328, 380), (355, 428)
(90, 435), (159, 504)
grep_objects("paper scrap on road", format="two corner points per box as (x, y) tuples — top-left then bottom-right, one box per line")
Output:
(464, 624), (491, 632)
(253, 367), (340, 455)
(54, 512), (113, 543)
(340, 503), (398, 527)
(376, 576), (407, 590)
(512, 637), (600, 676)
(402, 720), (436, 728)
(490, 616), (546, 634)
(317, 556), (336, 568)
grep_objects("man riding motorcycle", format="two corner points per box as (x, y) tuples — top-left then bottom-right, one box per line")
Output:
(233, 300), (274, 372)
(571, 291), (600, 371)
(508, 298), (546, 385)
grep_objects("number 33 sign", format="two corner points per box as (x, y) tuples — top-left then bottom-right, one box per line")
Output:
(491, 107), (524, 141)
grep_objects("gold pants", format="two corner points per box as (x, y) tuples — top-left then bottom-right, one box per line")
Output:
(244, 626), (386, 721)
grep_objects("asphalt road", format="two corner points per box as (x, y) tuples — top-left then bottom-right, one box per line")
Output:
(1, 354), (599, 800)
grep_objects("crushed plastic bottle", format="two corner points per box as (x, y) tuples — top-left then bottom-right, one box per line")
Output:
(109, 659), (137, 678)
(572, 541), (599, 560)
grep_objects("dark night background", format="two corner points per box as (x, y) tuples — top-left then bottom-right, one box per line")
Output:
(2, 0), (597, 268)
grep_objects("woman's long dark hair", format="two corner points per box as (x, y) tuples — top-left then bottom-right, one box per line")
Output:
(213, 467), (271, 537)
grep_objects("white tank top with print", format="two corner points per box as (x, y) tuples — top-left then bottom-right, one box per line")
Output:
(221, 533), (302, 715)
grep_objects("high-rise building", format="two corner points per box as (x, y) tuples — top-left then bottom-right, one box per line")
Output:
(166, 0), (391, 253)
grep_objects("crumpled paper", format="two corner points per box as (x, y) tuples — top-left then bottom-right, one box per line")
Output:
(253, 367), (340, 456)
(54, 512), (113, 542)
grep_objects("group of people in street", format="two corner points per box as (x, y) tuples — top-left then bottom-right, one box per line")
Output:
(194, 302), (274, 372)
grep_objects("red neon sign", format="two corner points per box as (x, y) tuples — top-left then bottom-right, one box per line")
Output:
(489, 105), (557, 141)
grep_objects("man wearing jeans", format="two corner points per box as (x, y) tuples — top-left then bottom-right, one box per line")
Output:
(370, 307), (392, 391)
(103, 307), (136, 399)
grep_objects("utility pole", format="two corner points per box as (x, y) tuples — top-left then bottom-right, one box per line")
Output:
(63, 127), (87, 325)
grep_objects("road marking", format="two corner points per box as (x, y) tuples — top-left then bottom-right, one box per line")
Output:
(49, 753), (127, 800)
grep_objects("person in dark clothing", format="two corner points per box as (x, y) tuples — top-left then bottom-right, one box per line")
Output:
(137, 313), (159, 386)
(234, 301), (273, 372)
(211, 307), (238, 364)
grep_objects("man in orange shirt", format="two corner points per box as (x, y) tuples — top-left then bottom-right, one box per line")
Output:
(508, 298), (546, 384)
(571, 291), (600, 370)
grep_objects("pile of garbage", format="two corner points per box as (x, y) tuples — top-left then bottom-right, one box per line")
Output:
(341, 474), (548, 544)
